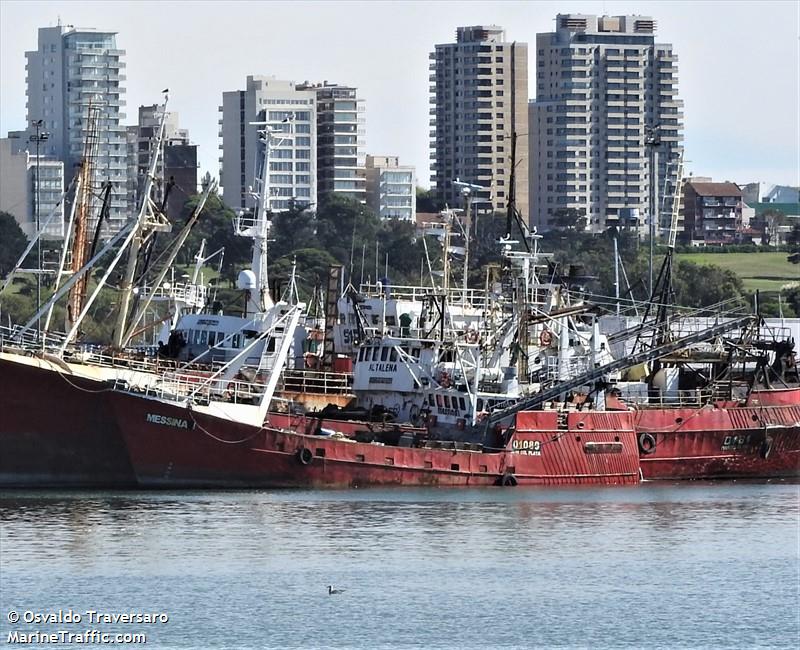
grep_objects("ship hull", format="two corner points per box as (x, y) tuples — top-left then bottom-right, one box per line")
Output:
(0, 353), (136, 487)
(109, 392), (641, 488)
(636, 402), (800, 480)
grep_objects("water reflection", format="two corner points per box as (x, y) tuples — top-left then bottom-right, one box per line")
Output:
(1, 483), (797, 649)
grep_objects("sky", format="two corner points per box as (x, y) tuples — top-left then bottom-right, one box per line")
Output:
(1, 0), (798, 190)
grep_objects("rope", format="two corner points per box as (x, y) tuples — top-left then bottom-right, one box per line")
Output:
(185, 403), (270, 445)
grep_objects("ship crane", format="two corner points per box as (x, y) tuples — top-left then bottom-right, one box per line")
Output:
(481, 313), (756, 431)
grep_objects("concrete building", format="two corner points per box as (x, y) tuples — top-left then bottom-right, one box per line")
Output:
(429, 26), (529, 219)
(740, 182), (799, 205)
(365, 155), (416, 220)
(129, 105), (196, 219)
(25, 23), (127, 231)
(683, 181), (742, 245)
(529, 14), (683, 234)
(219, 76), (316, 212)
(0, 138), (65, 240)
(299, 82), (366, 204)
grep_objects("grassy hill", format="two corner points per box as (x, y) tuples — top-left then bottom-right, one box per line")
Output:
(676, 252), (797, 292)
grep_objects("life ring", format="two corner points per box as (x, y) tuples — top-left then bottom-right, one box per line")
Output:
(539, 329), (553, 347)
(760, 436), (773, 460)
(297, 447), (313, 465)
(466, 330), (479, 344)
(638, 432), (656, 455)
(499, 473), (518, 487)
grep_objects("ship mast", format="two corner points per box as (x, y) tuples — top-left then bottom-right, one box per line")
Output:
(235, 116), (294, 318)
(112, 93), (172, 348)
(65, 98), (101, 332)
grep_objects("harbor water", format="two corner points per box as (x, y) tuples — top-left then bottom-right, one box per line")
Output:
(1, 482), (798, 649)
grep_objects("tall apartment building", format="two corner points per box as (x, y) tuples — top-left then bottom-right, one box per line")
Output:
(429, 26), (528, 220)
(299, 82), (366, 204)
(25, 24), (127, 231)
(365, 155), (416, 220)
(0, 138), (65, 240)
(529, 14), (683, 234)
(219, 76), (316, 212)
(129, 105), (196, 218)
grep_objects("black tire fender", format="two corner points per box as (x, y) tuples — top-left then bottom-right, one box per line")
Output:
(760, 436), (773, 460)
(500, 473), (518, 487)
(638, 433), (657, 455)
(297, 446), (313, 465)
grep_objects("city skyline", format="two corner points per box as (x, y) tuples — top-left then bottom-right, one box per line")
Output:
(1, 0), (798, 193)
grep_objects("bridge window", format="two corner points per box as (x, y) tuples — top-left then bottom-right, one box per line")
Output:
(459, 397), (466, 410)
(381, 347), (389, 361)
(390, 348), (398, 361)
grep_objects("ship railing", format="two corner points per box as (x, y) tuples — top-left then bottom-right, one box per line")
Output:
(545, 355), (593, 381)
(357, 282), (492, 309)
(120, 370), (268, 405)
(622, 387), (729, 408)
(278, 369), (353, 395)
(755, 324), (794, 343)
(75, 349), (226, 377)
(136, 281), (208, 307)
(0, 324), (70, 353)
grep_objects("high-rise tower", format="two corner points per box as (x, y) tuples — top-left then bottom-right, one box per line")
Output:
(529, 14), (684, 234)
(429, 26), (529, 220)
(25, 24), (127, 232)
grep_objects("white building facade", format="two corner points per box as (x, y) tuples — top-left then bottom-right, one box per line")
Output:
(365, 155), (416, 220)
(25, 24), (127, 232)
(0, 138), (65, 240)
(219, 76), (316, 212)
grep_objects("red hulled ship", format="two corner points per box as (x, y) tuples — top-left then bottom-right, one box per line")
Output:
(0, 353), (135, 487)
(634, 388), (800, 480)
(106, 390), (640, 488)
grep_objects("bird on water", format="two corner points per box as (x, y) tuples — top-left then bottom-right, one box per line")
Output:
(328, 585), (345, 595)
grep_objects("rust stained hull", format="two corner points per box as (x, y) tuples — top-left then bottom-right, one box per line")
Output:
(0, 355), (136, 487)
(108, 393), (641, 488)
(636, 401), (800, 480)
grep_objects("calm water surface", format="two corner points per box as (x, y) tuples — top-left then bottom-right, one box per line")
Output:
(1, 482), (798, 649)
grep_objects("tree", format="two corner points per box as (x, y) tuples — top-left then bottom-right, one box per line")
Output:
(761, 208), (787, 246)
(549, 207), (588, 232)
(315, 194), (382, 270)
(672, 261), (745, 308)
(0, 211), (28, 278)
(175, 193), (251, 277)
(270, 202), (319, 260)
(416, 187), (442, 214)
(786, 223), (800, 264)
